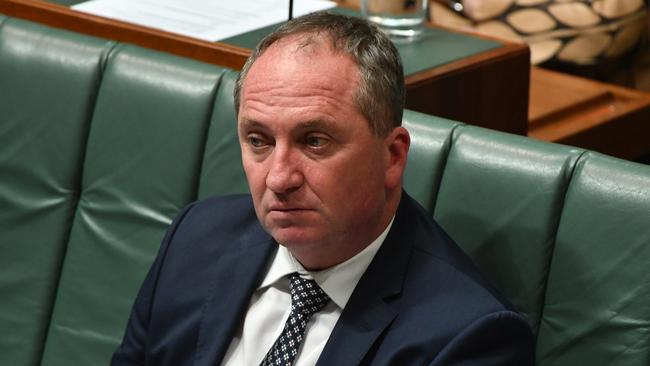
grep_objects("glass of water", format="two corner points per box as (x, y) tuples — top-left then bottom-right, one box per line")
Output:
(361, 0), (429, 39)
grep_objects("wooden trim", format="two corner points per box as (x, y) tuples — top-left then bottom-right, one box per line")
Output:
(0, 0), (250, 69)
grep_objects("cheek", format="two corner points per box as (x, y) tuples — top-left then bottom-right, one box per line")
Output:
(347, 155), (387, 207)
(309, 157), (384, 207)
(242, 159), (267, 195)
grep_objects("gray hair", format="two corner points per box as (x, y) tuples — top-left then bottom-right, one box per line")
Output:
(233, 11), (404, 137)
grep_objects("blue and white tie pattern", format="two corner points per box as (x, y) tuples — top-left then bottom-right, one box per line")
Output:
(260, 273), (330, 366)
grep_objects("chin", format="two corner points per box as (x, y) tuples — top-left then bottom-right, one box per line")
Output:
(269, 227), (324, 249)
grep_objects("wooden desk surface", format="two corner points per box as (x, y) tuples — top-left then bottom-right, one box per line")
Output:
(529, 67), (650, 159)
(0, 0), (531, 135)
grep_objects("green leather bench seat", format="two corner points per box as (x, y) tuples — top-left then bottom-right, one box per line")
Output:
(0, 17), (116, 366)
(1, 14), (650, 366)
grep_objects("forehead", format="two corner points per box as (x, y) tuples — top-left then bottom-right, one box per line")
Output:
(242, 35), (360, 97)
(239, 35), (365, 128)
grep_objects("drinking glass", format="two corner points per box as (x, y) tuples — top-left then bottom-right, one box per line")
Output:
(361, 0), (429, 39)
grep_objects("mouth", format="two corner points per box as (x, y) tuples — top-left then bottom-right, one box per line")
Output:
(267, 201), (316, 215)
(268, 206), (309, 212)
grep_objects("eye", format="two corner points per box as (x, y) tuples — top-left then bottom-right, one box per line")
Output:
(305, 135), (328, 148)
(249, 136), (264, 147)
(246, 133), (270, 151)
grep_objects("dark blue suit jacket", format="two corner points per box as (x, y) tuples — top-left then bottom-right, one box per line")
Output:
(112, 193), (534, 365)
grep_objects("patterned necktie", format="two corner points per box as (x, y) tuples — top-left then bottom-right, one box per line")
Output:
(260, 272), (330, 366)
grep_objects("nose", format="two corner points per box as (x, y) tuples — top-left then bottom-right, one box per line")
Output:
(265, 146), (304, 195)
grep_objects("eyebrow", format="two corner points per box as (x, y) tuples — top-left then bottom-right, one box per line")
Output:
(238, 119), (277, 137)
(238, 119), (267, 130)
(295, 119), (336, 131)
(238, 118), (337, 132)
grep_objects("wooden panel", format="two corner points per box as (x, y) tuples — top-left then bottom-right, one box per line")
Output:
(529, 67), (650, 159)
(406, 41), (530, 135)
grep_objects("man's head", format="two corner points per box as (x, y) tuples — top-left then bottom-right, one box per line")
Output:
(236, 12), (410, 270)
(234, 11), (405, 137)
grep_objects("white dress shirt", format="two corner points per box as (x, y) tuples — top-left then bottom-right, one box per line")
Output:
(222, 218), (394, 366)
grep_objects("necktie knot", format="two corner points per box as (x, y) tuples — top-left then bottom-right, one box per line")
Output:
(289, 273), (329, 316)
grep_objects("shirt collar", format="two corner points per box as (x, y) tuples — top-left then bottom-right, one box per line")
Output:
(259, 216), (395, 309)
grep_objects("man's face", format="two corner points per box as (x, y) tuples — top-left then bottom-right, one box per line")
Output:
(238, 36), (404, 269)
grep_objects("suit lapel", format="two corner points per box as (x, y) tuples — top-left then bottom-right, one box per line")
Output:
(193, 224), (276, 366)
(317, 195), (415, 365)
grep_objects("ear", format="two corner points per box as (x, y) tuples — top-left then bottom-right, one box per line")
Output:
(384, 126), (410, 190)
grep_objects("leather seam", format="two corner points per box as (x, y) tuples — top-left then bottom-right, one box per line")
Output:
(430, 122), (466, 214)
(194, 69), (227, 201)
(533, 149), (590, 342)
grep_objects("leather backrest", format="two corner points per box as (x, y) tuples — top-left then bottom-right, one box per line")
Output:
(40, 44), (228, 365)
(0, 17), (114, 366)
(433, 126), (583, 333)
(535, 153), (650, 365)
(1, 13), (650, 366)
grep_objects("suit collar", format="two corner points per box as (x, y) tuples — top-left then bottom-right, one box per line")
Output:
(193, 222), (276, 366)
(317, 193), (416, 365)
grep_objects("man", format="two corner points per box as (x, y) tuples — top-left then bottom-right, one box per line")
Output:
(112, 11), (534, 366)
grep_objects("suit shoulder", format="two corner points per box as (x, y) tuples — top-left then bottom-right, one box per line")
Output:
(397, 194), (519, 313)
(409, 247), (516, 314)
(190, 194), (255, 214)
(166, 194), (267, 251)
(182, 194), (257, 225)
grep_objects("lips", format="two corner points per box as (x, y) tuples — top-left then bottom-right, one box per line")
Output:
(268, 204), (310, 212)
(267, 204), (315, 221)
(268, 208), (310, 214)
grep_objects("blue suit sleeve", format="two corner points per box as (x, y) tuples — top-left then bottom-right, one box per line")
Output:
(110, 203), (195, 366)
(430, 310), (535, 366)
